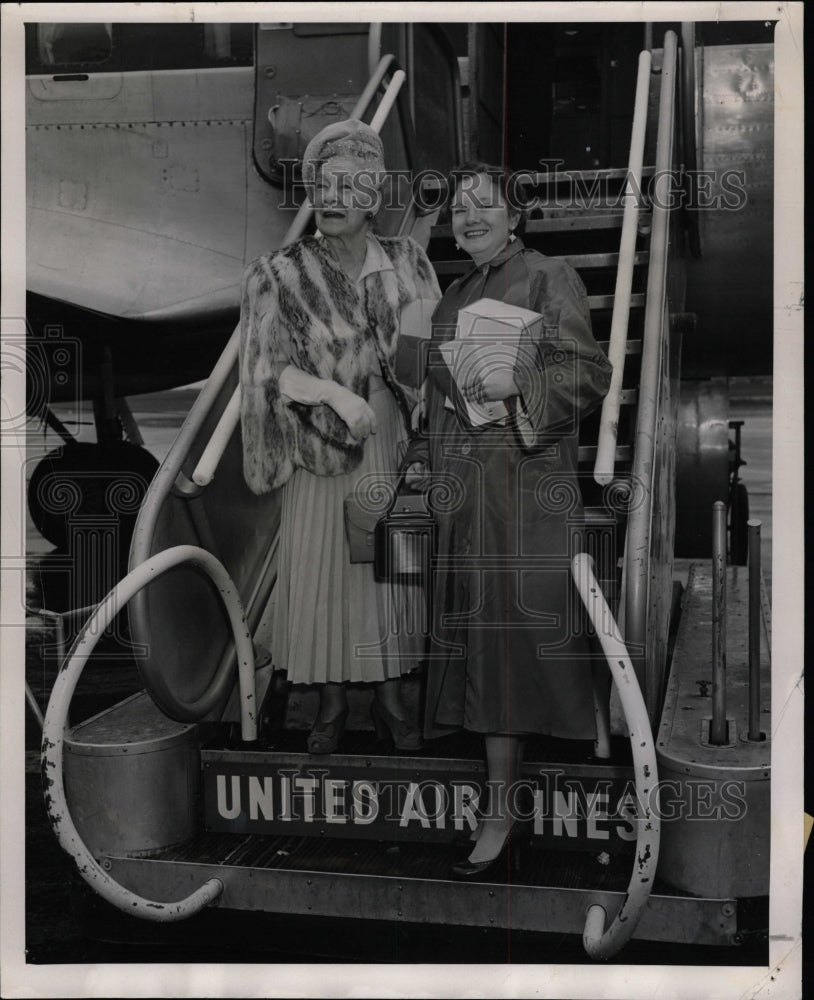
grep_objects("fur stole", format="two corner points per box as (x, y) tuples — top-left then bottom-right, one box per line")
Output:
(239, 234), (440, 494)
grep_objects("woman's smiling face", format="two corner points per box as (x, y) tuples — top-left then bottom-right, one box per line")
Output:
(311, 154), (379, 239)
(450, 172), (520, 267)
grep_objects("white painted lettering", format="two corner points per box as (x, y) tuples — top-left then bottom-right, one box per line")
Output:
(532, 788), (546, 835)
(586, 791), (610, 840)
(294, 776), (318, 822)
(216, 774), (241, 820)
(248, 776), (274, 820)
(423, 782), (448, 829)
(323, 778), (348, 824)
(351, 780), (379, 824)
(280, 773), (293, 821)
(399, 782), (431, 828)
(552, 790), (579, 837)
(452, 783), (480, 832)
(615, 793), (638, 841)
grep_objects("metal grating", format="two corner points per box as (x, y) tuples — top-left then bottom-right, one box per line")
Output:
(152, 829), (642, 891)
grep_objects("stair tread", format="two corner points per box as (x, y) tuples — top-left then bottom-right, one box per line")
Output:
(523, 165), (657, 185)
(588, 292), (645, 310)
(578, 444), (632, 462)
(431, 251), (648, 274)
(430, 210), (645, 239)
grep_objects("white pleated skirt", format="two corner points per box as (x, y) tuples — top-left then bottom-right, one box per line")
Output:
(272, 376), (425, 685)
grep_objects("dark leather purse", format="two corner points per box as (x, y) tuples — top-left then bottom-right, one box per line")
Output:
(344, 336), (436, 578)
(373, 469), (436, 581)
(344, 467), (435, 580)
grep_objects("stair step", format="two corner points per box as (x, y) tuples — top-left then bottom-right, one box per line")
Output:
(526, 213), (632, 234)
(561, 251), (648, 269)
(524, 165), (657, 186)
(431, 252), (648, 277)
(596, 338), (642, 355)
(430, 210), (639, 240)
(588, 292), (646, 311)
(579, 444), (632, 464)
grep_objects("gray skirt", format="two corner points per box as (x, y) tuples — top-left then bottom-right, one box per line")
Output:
(272, 375), (425, 684)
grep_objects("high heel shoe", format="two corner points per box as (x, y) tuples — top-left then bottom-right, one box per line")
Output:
(371, 699), (423, 751)
(306, 705), (348, 754)
(450, 822), (527, 882)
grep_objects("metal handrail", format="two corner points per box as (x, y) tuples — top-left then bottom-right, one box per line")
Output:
(623, 30), (678, 716)
(593, 49), (652, 485)
(191, 60), (408, 488)
(572, 554), (660, 959)
(40, 544), (261, 923)
(680, 22), (702, 258)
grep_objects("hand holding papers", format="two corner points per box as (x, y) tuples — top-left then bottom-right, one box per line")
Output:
(438, 298), (544, 427)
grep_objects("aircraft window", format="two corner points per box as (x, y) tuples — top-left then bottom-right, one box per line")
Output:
(35, 23), (114, 67)
(201, 24), (253, 64)
(26, 23), (253, 74)
(119, 23), (253, 70)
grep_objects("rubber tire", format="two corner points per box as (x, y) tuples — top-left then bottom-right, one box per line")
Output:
(28, 441), (159, 553)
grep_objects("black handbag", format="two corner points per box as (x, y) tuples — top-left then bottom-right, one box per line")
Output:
(373, 469), (436, 581)
(344, 468), (435, 579)
(344, 332), (435, 577)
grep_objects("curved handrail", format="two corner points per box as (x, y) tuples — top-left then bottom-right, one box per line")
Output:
(191, 64), (408, 488)
(367, 22), (383, 78)
(624, 29), (678, 715)
(192, 384), (241, 487)
(593, 49), (652, 485)
(680, 22), (702, 258)
(41, 544), (261, 922)
(571, 554), (660, 959)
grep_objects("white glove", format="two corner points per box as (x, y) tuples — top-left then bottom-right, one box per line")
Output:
(322, 381), (378, 441)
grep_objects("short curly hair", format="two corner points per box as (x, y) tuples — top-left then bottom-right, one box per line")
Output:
(446, 161), (531, 235)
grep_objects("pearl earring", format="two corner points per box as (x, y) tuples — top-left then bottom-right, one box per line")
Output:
(454, 242), (461, 251)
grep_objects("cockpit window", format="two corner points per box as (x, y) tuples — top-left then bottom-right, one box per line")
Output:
(35, 23), (114, 67)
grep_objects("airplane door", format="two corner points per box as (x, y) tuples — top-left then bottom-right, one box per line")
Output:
(252, 22), (369, 186)
(468, 24), (505, 162)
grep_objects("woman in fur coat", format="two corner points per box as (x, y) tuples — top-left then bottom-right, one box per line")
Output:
(239, 119), (440, 754)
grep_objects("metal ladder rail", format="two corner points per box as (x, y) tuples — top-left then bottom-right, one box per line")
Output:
(623, 30), (679, 715)
(593, 49), (652, 485)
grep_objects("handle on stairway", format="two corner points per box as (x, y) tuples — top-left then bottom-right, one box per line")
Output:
(594, 49), (652, 486)
(40, 545), (260, 922)
(571, 553), (660, 960)
(624, 30), (679, 721)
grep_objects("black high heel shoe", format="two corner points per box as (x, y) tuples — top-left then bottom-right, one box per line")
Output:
(307, 705), (349, 754)
(450, 822), (527, 882)
(371, 699), (423, 751)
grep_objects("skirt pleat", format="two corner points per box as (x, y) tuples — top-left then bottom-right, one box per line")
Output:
(272, 379), (424, 685)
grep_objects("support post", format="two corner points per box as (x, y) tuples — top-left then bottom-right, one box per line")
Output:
(747, 519), (763, 740)
(710, 501), (727, 744)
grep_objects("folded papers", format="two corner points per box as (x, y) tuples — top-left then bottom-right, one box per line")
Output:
(439, 297), (544, 426)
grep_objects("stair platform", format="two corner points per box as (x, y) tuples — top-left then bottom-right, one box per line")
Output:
(103, 829), (738, 946)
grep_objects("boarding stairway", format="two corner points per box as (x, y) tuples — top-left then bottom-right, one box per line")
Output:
(40, 31), (770, 960)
